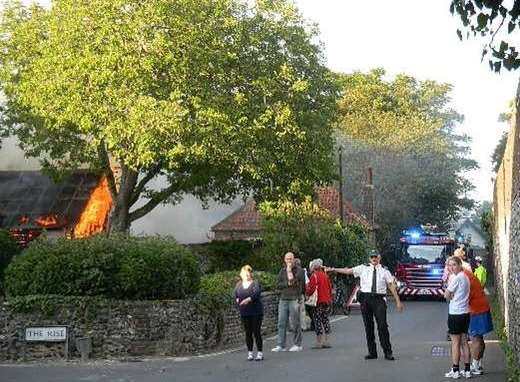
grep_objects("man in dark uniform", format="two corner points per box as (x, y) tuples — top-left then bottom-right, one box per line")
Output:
(327, 250), (404, 360)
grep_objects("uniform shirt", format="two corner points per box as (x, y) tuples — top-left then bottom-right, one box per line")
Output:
(446, 271), (470, 315)
(352, 264), (394, 294)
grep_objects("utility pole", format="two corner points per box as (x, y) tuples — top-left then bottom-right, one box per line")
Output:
(338, 146), (344, 225)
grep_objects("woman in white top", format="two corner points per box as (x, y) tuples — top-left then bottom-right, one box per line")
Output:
(444, 256), (471, 379)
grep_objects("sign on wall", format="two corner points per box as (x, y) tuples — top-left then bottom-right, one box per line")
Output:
(25, 326), (67, 342)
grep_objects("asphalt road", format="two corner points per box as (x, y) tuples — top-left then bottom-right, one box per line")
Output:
(0, 300), (506, 382)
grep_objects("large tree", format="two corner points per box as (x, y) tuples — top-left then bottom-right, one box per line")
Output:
(0, 0), (338, 232)
(336, 70), (477, 256)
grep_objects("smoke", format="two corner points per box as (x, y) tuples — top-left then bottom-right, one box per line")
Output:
(0, 137), (41, 171)
(130, 195), (242, 244)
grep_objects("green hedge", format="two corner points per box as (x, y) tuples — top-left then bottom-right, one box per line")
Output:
(5, 235), (200, 300)
(0, 229), (21, 295)
(199, 270), (277, 300)
(190, 240), (273, 273)
(259, 198), (369, 272)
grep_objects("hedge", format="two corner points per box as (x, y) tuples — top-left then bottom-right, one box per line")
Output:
(259, 198), (369, 272)
(199, 270), (277, 301)
(190, 240), (273, 273)
(4, 235), (200, 300)
(0, 229), (21, 295)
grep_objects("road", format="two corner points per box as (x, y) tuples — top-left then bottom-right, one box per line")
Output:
(0, 301), (506, 382)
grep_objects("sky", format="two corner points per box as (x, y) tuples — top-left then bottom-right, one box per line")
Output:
(293, 0), (518, 202)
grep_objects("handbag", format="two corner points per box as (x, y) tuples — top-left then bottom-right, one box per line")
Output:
(305, 275), (319, 306)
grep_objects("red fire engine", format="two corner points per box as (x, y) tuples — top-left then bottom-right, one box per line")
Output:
(395, 225), (457, 299)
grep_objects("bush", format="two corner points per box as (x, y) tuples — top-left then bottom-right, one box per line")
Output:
(199, 270), (277, 300)
(5, 235), (200, 300)
(0, 229), (21, 295)
(259, 198), (369, 272)
(190, 240), (273, 273)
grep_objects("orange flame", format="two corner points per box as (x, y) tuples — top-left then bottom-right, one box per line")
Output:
(34, 214), (59, 227)
(73, 177), (112, 238)
(18, 215), (30, 225)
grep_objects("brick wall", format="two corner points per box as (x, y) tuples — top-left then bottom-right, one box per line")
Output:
(0, 293), (279, 361)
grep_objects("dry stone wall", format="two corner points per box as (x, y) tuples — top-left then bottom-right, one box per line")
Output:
(493, 80), (520, 357)
(0, 293), (278, 361)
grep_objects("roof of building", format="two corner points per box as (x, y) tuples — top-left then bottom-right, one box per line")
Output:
(0, 170), (102, 230)
(211, 186), (370, 234)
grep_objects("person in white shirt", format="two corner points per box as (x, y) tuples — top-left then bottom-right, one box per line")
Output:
(444, 256), (472, 379)
(327, 250), (404, 360)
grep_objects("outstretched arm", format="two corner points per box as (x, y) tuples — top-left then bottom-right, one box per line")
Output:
(326, 266), (354, 276)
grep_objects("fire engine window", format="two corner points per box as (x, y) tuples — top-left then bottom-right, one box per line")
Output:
(402, 245), (446, 264)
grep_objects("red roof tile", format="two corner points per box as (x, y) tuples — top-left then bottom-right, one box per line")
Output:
(211, 186), (370, 234)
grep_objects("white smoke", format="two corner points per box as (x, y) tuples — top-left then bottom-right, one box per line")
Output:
(0, 137), (41, 170)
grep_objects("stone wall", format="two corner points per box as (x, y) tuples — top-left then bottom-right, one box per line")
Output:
(493, 79), (520, 357)
(0, 293), (278, 361)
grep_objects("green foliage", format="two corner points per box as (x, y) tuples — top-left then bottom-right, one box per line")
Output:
(491, 297), (520, 382)
(7, 294), (103, 318)
(196, 270), (276, 309)
(492, 131), (508, 173)
(190, 240), (272, 273)
(480, 207), (494, 253)
(259, 198), (369, 272)
(335, 70), (476, 254)
(0, 229), (20, 294)
(0, 0), (339, 231)
(451, 0), (520, 72)
(337, 69), (462, 152)
(4, 235), (200, 300)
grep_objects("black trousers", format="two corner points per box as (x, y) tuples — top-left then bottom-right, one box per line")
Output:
(241, 315), (263, 352)
(360, 294), (392, 356)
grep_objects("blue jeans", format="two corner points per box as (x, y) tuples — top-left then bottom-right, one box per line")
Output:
(277, 299), (302, 347)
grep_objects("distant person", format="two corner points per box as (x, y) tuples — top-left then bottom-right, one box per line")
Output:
(306, 258), (333, 348)
(473, 256), (487, 288)
(234, 265), (264, 361)
(272, 252), (305, 352)
(463, 267), (493, 375)
(304, 260), (316, 332)
(444, 256), (471, 379)
(327, 250), (404, 360)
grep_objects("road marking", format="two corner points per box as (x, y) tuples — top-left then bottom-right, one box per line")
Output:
(164, 315), (350, 362)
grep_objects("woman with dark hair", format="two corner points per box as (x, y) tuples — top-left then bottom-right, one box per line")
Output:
(234, 265), (264, 361)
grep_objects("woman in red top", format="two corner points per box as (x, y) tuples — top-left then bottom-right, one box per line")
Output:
(306, 258), (333, 349)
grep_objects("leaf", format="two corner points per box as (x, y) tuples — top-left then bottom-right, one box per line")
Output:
(477, 13), (488, 29)
(508, 21), (516, 33)
(494, 61), (502, 73)
(457, 29), (463, 41)
(500, 40), (509, 52)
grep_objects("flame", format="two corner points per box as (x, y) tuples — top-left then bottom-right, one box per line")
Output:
(34, 214), (59, 227)
(73, 177), (112, 238)
(18, 215), (30, 225)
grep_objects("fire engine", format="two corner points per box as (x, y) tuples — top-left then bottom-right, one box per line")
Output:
(395, 225), (457, 299)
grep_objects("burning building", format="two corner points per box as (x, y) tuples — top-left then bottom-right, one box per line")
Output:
(0, 171), (112, 246)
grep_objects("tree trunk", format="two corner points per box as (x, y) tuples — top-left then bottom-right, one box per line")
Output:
(107, 165), (138, 234)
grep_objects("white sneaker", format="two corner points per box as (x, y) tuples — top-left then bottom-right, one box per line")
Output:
(271, 346), (286, 352)
(247, 351), (254, 361)
(445, 369), (461, 379)
(288, 345), (303, 352)
(462, 370), (472, 379)
(470, 361), (483, 375)
(255, 352), (264, 361)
